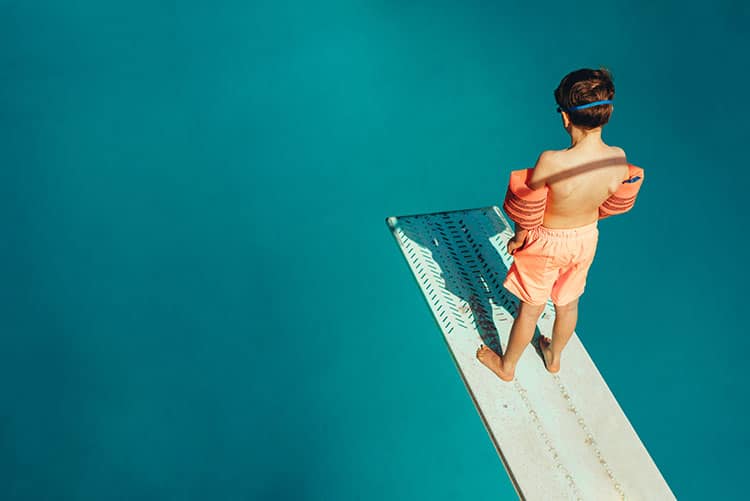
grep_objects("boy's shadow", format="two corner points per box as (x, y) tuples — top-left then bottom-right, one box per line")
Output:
(394, 207), (546, 363)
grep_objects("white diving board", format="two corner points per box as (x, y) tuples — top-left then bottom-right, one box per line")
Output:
(386, 206), (674, 501)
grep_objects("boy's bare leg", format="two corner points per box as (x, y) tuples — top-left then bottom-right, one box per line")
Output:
(477, 300), (545, 381)
(540, 298), (579, 373)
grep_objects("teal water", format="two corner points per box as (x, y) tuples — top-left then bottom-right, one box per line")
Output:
(2, 1), (748, 499)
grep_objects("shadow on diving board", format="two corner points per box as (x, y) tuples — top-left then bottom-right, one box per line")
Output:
(385, 206), (674, 501)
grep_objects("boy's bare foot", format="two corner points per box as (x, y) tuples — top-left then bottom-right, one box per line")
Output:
(476, 345), (514, 382)
(539, 336), (560, 373)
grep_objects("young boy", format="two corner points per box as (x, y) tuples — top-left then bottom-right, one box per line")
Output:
(477, 68), (642, 382)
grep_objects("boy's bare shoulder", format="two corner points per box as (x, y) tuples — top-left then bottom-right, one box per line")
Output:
(608, 145), (627, 161)
(532, 149), (568, 175)
(528, 150), (560, 188)
(534, 149), (566, 169)
(607, 145), (630, 178)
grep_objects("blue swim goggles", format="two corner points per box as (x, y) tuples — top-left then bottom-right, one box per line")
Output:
(556, 99), (613, 113)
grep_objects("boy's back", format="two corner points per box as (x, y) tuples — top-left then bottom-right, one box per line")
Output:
(538, 143), (630, 229)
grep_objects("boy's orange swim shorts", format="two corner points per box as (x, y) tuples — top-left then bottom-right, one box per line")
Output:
(503, 221), (599, 306)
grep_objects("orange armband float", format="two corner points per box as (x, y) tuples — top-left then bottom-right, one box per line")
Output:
(598, 164), (645, 219)
(502, 168), (549, 230)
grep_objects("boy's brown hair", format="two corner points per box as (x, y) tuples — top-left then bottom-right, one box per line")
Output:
(554, 68), (615, 129)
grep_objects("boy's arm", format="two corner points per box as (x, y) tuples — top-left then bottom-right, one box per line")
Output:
(511, 151), (552, 242)
(527, 151), (553, 190)
(511, 221), (529, 243)
(598, 165), (644, 219)
(507, 219), (529, 255)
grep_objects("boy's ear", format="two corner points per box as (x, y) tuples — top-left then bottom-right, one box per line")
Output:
(561, 111), (570, 128)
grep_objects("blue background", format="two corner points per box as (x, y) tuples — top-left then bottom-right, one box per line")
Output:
(2, 1), (748, 499)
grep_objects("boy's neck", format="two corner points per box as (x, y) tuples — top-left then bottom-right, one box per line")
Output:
(568, 126), (604, 148)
